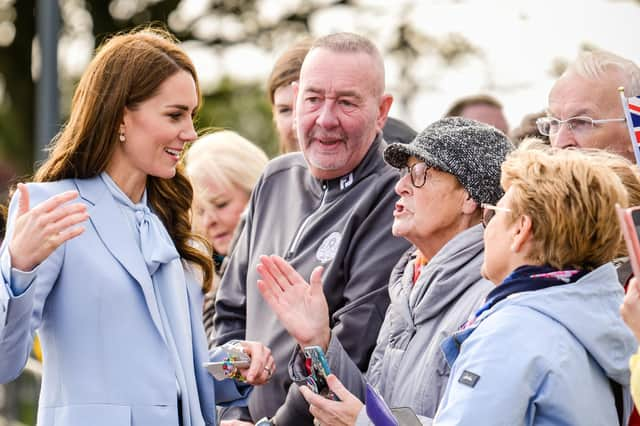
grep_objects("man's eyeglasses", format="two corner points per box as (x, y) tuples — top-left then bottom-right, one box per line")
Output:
(536, 116), (625, 137)
(480, 203), (512, 228)
(400, 161), (431, 188)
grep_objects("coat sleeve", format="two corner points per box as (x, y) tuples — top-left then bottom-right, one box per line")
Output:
(326, 300), (396, 399)
(208, 346), (253, 407)
(273, 333), (369, 423)
(362, 302), (394, 388)
(0, 184), (64, 383)
(433, 308), (547, 425)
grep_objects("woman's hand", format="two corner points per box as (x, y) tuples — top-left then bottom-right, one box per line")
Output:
(9, 184), (88, 271)
(236, 340), (275, 386)
(299, 374), (363, 426)
(256, 255), (331, 351)
(622, 277), (640, 341)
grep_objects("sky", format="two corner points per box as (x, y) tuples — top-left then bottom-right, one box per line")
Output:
(62, 0), (640, 133)
(391, 0), (640, 131)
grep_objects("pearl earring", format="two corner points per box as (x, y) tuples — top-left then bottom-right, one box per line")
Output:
(119, 132), (125, 143)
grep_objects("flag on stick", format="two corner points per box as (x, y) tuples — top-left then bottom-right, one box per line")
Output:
(620, 86), (640, 164)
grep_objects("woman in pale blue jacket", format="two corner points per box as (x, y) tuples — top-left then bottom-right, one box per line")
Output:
(432, 143), (637, 425)
(0, 29), (274, 426)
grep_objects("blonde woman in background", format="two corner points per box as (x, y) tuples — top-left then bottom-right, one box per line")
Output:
(185, 130), (269, 345)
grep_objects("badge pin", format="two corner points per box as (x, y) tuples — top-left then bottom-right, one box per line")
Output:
(458, 370), (480, 388)
(316, 231), (342, 263)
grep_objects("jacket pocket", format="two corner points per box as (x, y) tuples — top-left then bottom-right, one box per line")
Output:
(54, 404), (131, 426)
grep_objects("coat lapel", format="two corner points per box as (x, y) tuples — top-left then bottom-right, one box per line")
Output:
(74, 176), (166, 339)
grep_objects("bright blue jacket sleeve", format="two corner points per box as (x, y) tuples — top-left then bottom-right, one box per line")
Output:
(208, 346), (252, 407)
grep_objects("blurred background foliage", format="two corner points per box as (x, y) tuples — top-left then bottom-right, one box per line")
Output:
(198, 77), (279, 158)
(0, 0), (635, 186)
(0, 0), (483, 184)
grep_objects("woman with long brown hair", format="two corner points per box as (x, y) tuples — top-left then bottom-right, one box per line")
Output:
(0, 28), (273, 426)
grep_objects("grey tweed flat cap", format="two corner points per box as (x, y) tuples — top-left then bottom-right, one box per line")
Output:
(384, 116), (514, 205)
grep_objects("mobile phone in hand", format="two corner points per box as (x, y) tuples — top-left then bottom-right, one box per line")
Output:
(303, 345), (339, 400)
(616, 204), (640, 278)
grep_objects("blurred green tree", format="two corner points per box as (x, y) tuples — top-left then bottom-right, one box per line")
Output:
(0, 0), (279, 177)
(197, 77), (278, 158)
(0, 0), (36, 175)
(0, 0), (483, 177)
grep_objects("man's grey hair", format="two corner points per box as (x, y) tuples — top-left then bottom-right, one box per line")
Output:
(567, 49), (640, 97)
(311, 32), (385, 96)
(312, 32), (379, 56)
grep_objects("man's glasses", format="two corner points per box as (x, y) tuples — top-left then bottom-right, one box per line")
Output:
(480, 203), (512, 228)
(400, 162), (431, 188)
(536, 116), (625, 137)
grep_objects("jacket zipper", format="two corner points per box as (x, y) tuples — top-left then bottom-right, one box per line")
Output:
(285, 182), (328, 260)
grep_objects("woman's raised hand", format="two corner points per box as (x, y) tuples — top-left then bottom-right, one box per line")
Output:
(9, 183), (88, 271)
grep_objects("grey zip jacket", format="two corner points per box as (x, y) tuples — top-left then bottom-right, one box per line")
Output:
(214, 135), (411, 423)
(290, 225), (492, 423)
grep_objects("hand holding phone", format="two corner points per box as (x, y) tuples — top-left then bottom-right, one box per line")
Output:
(204, 358), (250, 381)
(204, 342), (251, 381)
(303, 345), (339, 400)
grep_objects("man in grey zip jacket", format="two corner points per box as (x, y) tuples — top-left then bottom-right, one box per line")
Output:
(213, 32), (411, 424)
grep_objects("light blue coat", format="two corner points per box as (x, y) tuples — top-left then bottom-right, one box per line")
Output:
(0, 177), (250, 426)
(433, 263), (637, 426)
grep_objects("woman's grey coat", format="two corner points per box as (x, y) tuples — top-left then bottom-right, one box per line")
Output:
(324, 225), (493, 419)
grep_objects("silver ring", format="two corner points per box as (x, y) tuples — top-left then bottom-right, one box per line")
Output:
(264, 366), (272, 376)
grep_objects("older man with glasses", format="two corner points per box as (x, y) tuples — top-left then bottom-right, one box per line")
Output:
(542, 49), (640, 162)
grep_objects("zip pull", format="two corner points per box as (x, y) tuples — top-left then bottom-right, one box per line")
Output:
(285, 183), (329, 259)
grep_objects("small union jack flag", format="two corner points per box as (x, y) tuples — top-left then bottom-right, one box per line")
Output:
(620, 89), (640, 164)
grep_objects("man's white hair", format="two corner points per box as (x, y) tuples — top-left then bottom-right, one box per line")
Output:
(567, 49), (640, 97)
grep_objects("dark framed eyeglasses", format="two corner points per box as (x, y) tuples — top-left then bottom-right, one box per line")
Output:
(480, 203), (512, 228)
(400, 161), (431, 188)
(535, 115), (625, 137)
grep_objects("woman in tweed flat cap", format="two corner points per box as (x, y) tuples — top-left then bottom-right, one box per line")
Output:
(256, 117), (514, 424)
